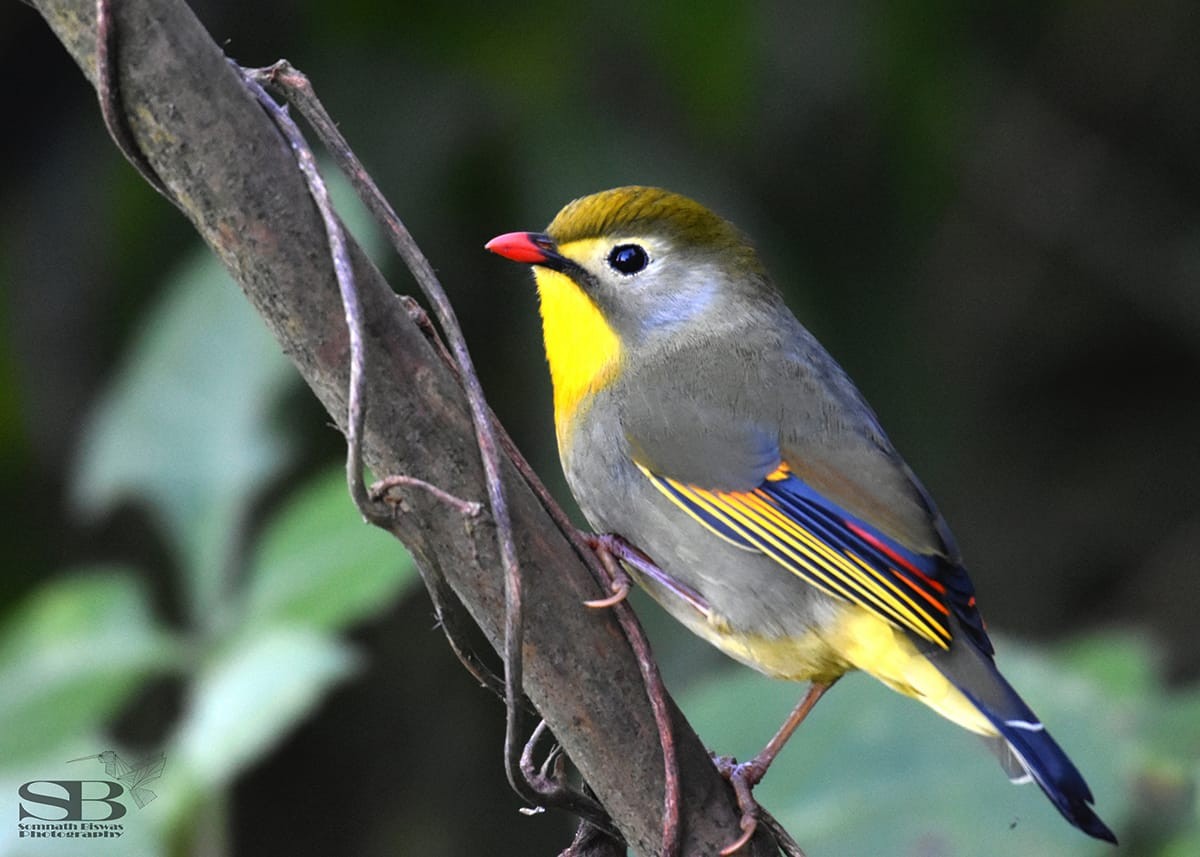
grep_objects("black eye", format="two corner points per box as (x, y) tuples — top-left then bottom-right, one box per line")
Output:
(607, 244), (649, 275)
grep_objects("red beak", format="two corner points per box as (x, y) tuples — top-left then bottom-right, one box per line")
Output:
(484, 231), (558, 265)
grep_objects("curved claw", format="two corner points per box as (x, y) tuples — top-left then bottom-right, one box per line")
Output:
(720, 819), (758, 857)
(583, 580), (630, 608)
(715, 757), (766, 855)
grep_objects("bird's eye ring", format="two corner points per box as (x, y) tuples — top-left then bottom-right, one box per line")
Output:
(607, 244), (650, 276)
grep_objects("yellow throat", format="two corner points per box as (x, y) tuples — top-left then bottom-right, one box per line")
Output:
(533, 260), (623, 445)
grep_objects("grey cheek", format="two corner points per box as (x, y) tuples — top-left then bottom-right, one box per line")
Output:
(639, 282), (719, 331)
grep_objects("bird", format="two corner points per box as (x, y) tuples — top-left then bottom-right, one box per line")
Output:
(484, 186), (1116, 850)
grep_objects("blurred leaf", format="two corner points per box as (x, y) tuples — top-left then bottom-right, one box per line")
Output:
(0, 571), (181, 765)
(172, 628), (356, 791)
(1164, 829), (1200, 857)
(1058, 632), (1161, 699)
(72, 247), (296, 627)
(1147, 688), (1200, 762)
(242, 466), (416, 632)
(71, 168), (382, 633)
(679, 634), (1198, 856)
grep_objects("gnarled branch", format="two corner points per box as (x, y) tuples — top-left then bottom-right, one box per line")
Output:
(28, 0), (777, 854)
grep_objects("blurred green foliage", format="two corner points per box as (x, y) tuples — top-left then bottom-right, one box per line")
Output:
(4, 0), (1200, 854)
(0, 572), (181, 768)
(0, 193), (415, 856)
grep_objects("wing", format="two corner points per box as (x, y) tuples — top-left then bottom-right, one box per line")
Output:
(621, 314), (991, 649)
(637, 460), (991, 652)
(620, 312), (958, 558)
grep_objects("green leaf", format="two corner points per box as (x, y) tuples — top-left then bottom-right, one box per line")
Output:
(1164, 829), (1200, 857)
(72, 249), (296, 627)
(242, 467), (416, 632)
(171, 628), (357, 790)
(1058, 631), (1161, 699)
(678, 634), (1198, 856)
(71, 168), (388, 633)
(70, 162), (386, 628)
(0, 571), (180, 765)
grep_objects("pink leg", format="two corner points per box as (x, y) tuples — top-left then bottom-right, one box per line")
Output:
(716, 680), (836, 855)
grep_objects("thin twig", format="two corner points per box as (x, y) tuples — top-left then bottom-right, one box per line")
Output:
(369, 478), (511, 704)
(401, 218), (686, 855)
(91, 1), (574, 839)
(369, 474), (484, 518)
(247, 62), (535, 809)
(589, 539), (682, 857)
(427, 573), (509, 702)
(369, 478), (530, 714)
(519, 722), (621, 836)
(486, 397), (683, 856)
(423, 568), (547, 724)
(393, 207), (683, 856)
(244, 60), (685, 857)
(491, 425), (685, 850)
(234, 65), (370, 529)
(234, 66), (550, 799)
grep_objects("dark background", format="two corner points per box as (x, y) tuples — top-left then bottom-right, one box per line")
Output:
(3, 1), (1198, 855)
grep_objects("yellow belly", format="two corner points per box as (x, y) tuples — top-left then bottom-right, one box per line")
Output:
(698, 619), (853, 685)
(828, 607), (996, 736)
(686, 601), (997, 738)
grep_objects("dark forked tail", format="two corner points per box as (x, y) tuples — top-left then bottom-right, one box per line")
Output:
(931, 616), (1117, 844)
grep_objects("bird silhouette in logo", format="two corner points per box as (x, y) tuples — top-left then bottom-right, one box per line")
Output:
(68, 750), (165, 809)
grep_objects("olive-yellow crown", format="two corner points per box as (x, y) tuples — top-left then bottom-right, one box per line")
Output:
(546, 186), (763, 274)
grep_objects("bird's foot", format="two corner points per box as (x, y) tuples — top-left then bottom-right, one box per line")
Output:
(712, 754), (768, 855)
(580, 532), (635, 607)
(582, 532), (711, 616)
(583, 572), (631, 608)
